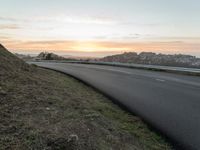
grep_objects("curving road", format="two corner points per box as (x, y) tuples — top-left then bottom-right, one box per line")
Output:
(32, 62), (200, 150)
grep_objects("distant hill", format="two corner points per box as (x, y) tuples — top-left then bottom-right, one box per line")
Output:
(15, 53), (33, 61)
(101, 52), (200, 68)
(15, 52), (77, 61)
(36, 52), (67, 60)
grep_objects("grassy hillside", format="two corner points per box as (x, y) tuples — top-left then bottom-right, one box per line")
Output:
(101, 52), (200, 68)
(0, 44), (173, 150)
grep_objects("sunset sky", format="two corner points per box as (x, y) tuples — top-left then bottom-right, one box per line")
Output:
(0, 0), (200, 57)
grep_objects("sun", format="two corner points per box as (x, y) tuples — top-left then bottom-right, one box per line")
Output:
(71, 41), (102, 52)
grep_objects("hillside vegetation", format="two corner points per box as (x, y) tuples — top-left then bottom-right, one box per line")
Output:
(0, 44), (172, 150)
(37, 52), (66, 60)
(101, 52), (200, 68)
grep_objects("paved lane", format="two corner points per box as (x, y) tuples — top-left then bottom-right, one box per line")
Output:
(32, 62), (200, 150)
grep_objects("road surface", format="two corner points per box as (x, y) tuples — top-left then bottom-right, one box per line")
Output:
(32, 62), (200, 150)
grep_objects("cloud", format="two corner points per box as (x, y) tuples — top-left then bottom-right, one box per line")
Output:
(0, 15), (116, 25)
(116, 34), (141, 40)
(3, 40), (77, 50)
(0, 16), (17, 22)
(0, 24), (20, 30)
(93, 34), (142, 41)
(3, 39), (199, 51)
(156, 36), (200, 42)
(0, 36), (10, 40)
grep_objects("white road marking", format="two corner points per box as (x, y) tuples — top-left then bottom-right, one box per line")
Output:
(98, 68), (132, 75)
(156, 79), (165, 82)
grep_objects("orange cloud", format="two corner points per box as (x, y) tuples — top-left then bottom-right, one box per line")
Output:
(0, 24), (20, 30)
(0, 36), (10, 40)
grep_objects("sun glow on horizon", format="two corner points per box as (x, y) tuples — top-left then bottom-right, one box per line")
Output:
(4, 40), (200, 57)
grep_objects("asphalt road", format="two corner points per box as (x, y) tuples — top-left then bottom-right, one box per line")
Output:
(32, 62), (200, 150)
